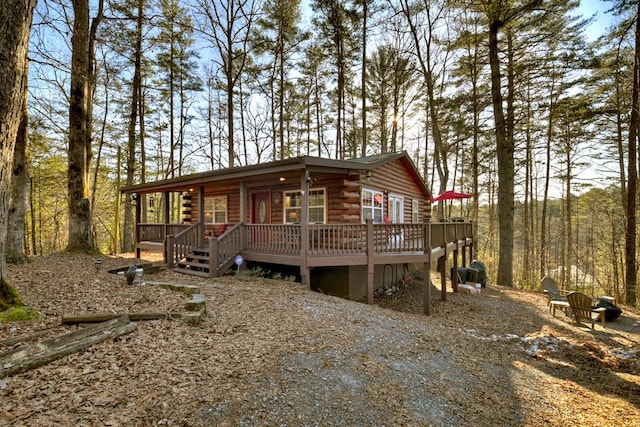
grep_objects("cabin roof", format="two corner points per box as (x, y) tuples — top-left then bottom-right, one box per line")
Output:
(121, 151), (430, 198)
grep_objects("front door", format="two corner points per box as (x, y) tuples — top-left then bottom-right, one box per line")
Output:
(252, 191), (271, 224)
(251, 191), (271, 248)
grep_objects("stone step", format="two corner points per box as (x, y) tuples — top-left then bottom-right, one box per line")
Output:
(185, 294), (206, 312)
(170, 307), (206, 326)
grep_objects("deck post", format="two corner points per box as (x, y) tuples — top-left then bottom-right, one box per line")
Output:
(163, 191), (170, 224)
(166, 235), (175, 268)
(239, 182), (247, 222)
(198, 186), (205, 247)
(134, 194), (141, 259)
(452, 248), (459, 293)
(208, 237), (217, 277)
(451, 224), (459, 292)
(423, 219), (431, 315)
(439, 249), (447, 301)
(366, 219), (374, 304)
(300, 174), (310, 288)
(471, 221), (476, 261)
(462, 240), (467, 267)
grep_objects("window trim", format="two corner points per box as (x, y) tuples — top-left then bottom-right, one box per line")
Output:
(412, 199), (420, 223)
(362, 188), (384, 223)
(283, 188), (326, 224)
(203, 195), (228, 224)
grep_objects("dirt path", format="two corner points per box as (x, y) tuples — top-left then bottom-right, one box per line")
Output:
(1, 253), (639, 426)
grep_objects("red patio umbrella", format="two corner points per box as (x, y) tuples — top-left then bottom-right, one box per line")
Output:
(430, 190), (473, 203)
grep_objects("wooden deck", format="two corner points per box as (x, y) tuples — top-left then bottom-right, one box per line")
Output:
(137, 222), (472, 268)
(136, 220), (475, 314)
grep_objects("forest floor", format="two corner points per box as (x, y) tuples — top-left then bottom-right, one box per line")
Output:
(1, 252), (639, 426)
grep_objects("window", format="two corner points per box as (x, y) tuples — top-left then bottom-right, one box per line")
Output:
(284, 189), (326, 223)
(362, 189), (383, 223)
(204, 196), (227, 224)
(388, 194), (404, 223)
(412, 199), (419, 223)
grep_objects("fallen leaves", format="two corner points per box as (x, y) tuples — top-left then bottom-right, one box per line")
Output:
(0, 252), (639, 426)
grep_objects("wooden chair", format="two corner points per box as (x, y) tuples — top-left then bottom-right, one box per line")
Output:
(566, 292), (606, 329)
(542, 277), (569, 315)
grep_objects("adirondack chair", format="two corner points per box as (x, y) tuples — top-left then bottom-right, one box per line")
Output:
(567, 292), (607, 329)
(542, 277), (570, 315)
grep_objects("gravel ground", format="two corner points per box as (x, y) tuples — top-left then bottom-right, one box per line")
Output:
(1, 253), (639, 426)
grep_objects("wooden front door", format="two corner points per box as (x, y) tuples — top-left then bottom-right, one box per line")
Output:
(252, 191), (271, 224)
(251, 191), (271, 247)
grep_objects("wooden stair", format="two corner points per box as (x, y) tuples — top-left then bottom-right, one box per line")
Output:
(173, 247), (212, 277)
(172, 246), (239, 278)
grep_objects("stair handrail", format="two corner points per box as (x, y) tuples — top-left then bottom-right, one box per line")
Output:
(209, 222), (243, 276)
(166, 222), (203, 268)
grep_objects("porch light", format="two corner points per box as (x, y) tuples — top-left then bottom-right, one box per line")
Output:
(279, 177), (286, 182)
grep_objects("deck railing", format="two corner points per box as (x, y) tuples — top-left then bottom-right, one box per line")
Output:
(139, 220), (474, 270)
(245, 224), (301, 255)
(166, 223), (203, 268)
(210, 222), (244, 274)
(137, 223), (191, 243)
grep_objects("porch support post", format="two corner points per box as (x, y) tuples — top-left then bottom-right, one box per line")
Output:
(462, 241), (467, 267)
(239, 182), (247, 223)
(452, 248), (459, 293)
(451, 224), (459, 292)
(208, 237), (218, 277)
(366, 219), (374, 304)
(198, 186), (205, 247)
(135, 194), (141, 259)
(300, 174), (310, 288)
(471, 221), (476, 261)
(439, 248), (447, 302)
(423, 219), (431, 315)
(163, 191), (170, 224)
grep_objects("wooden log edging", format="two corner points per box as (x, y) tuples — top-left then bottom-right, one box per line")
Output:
(0, 315), (136, 379)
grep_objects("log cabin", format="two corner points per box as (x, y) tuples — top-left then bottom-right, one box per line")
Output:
(121, 151), (475, 314)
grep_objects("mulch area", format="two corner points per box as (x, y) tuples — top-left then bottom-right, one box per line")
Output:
(1, 252), (639, 426)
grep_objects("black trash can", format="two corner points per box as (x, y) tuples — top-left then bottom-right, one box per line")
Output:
(469, 260), (487, 287)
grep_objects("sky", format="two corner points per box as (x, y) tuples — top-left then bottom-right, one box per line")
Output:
(578, 0), (615, 41)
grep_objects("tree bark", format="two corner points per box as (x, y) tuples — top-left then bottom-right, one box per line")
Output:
(489, 19), (514, 287)
(123, 0), (145, 253)
(0, 0), (36, 309)
(7, 61), (30, 262)
(68, 0), (101, 252)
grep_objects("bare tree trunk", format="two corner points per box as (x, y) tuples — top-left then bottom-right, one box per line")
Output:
(625, 2), (640, 306)
(67, 0), (103, 252)
(123, 0), (144, 253)
(7, 63), (29, 263)
(489, 19), (514, 287)
(0, 0), (36, 309)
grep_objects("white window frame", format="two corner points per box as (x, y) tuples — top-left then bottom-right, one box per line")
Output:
(204, 195), (227, 224)
(388, 194), (404, 224)
(412, 199), (420, 223)
(362, 188), (384, 223)
(284, 188), (326, 223)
